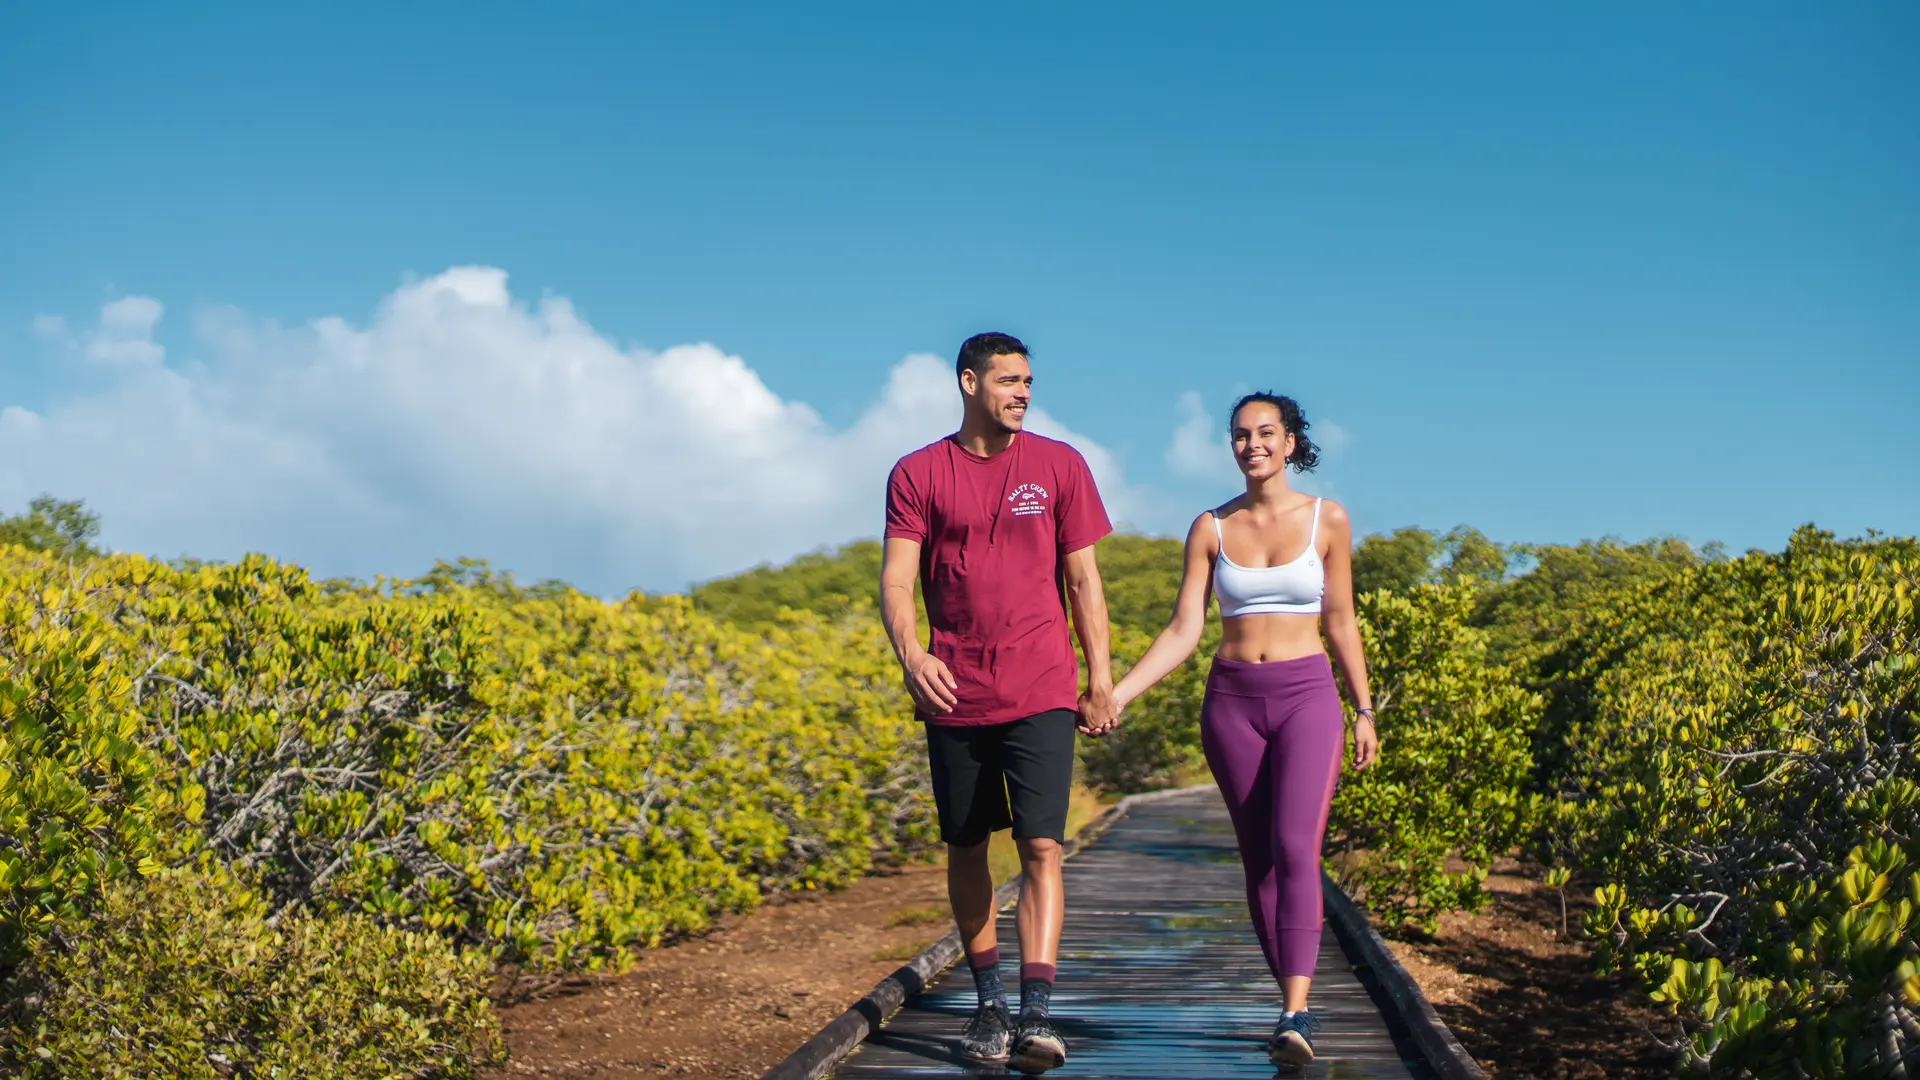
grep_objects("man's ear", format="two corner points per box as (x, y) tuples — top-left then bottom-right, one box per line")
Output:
(959, 369), (978, 398)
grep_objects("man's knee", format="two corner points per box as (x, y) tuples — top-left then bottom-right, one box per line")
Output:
(948, 838), (992, 871)
(1016, 836), (1063, 868)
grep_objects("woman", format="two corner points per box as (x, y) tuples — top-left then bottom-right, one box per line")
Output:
(1109, 392), (1378, 1067)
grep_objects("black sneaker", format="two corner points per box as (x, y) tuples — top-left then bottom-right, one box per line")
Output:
(1268, 1009), (1321, 1067)
(958, 999), (1013, 1063)
(1009, 1014), (1068, 1074)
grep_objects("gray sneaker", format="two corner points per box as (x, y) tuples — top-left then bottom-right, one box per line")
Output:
(1009, 1014), (1067, 1074)
(1268, 1009), (1321, 1067)
(958, 1000), (1013, 1063)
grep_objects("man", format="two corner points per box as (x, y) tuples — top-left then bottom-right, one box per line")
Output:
(880, 331), (1120, 1073)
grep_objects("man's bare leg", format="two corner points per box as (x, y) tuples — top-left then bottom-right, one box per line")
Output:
(1008, 836), (1068, 1072)
(947, 839), (997, 955)
(1014, 837), (1064, 966)
(948, 839), (1016, 1062)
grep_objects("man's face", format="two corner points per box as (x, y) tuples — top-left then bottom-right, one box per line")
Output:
(963, 352), (1032, 433)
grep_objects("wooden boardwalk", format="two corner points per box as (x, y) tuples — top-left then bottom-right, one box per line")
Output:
(829, 788), (1434, 1079)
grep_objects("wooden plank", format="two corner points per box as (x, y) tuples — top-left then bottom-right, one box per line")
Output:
(758, 785), (1214, 1080)
(819, 789), (1435, 1079)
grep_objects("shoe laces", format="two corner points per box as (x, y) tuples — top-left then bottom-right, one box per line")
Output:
(1019, 1013), (1059, 1037)
(1281, 1010), (1320, 1037)
(965, 1002), (1007, 1030)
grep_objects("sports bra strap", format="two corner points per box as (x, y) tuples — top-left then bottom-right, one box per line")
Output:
(1213, 503), (1323, 558)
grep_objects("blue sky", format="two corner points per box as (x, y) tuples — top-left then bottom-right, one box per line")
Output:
(2, 3), (1915, 593)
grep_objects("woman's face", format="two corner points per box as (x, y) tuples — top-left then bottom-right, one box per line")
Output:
(1230, 402), (1294, 480)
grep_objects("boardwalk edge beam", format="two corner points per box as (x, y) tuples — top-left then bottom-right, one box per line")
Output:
(1320, 872), (1491, 1080)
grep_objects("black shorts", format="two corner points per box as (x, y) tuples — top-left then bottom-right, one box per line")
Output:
(924, 709), (1077, 846)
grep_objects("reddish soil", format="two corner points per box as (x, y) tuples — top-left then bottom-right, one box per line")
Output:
(483, 862), (952, 1080)
(1383, 859), (1679, 1080)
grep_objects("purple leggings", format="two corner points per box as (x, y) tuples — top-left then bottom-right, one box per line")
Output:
(1200, 653), (1345, 981)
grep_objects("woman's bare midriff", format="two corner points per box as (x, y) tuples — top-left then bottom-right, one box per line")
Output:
(1215, 611), (1326, 664)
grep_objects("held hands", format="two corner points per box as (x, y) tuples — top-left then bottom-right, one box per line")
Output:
(902, 650), (958, 715)
(1076, 684), (1123, 738)
(1350, 713), (1379, 770)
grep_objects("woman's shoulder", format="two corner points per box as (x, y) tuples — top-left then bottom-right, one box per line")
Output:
(1190, 497), (1243, 529)
(1183, 504), (1230, 549)
(1205, 495), (1247, 520)
(1313, 497), (1352, 537)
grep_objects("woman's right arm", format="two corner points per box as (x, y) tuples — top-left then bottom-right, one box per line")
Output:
(1112, 513), (1217, 709)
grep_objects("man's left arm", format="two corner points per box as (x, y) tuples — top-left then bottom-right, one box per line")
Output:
(1061, 544), (1118, 735)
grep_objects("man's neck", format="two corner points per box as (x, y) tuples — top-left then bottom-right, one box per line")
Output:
(953, 420), (1017, 459)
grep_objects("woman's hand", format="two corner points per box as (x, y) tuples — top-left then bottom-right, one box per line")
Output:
(1351, 715), (1379, 770)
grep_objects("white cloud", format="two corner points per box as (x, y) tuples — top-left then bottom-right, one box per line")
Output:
(86, 297), (166, 367)
(2, 268), (1150, 594)
(1165, 391), (1238, 483)
(1313, 418), (1350, 456)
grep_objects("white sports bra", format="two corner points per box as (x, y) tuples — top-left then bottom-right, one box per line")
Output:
(1211, 499), (1325, 617)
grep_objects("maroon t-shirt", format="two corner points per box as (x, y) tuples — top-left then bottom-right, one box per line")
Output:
(885, 432), (1113, 726)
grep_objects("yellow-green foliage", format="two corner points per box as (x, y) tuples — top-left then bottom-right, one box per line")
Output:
(1086, 534), (1188, 633)
(4, 865), (501, 1079)
(1071, 535), (1215, 790)
(0, 556), (177, 969)
(12, 515), (1909, 1079)
(690, 540), (885, 629)
(682, 532), (1219, 794)
(1076, 621), (1215, 792)
(1549, 528), (1918, 1077)
(1326, 583), (1542, 935)
(0, 547), (935, 970)
(1475, 536), (1702, 668)
(1, 544), (936, 1073)
(0, 497), (100, 562)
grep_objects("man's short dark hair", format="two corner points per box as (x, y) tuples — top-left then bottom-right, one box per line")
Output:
(956, 332), (1029, 386)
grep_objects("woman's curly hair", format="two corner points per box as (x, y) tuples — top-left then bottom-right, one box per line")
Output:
(1228, 392), (1319, 472)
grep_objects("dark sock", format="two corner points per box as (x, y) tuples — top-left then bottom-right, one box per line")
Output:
(968, 947), (1005, 1008)
(1019, 961), (1056, 1018)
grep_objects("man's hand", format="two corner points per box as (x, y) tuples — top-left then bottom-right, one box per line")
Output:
(1076, 684), (1122, 737)
(902, 650), (959, 715)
